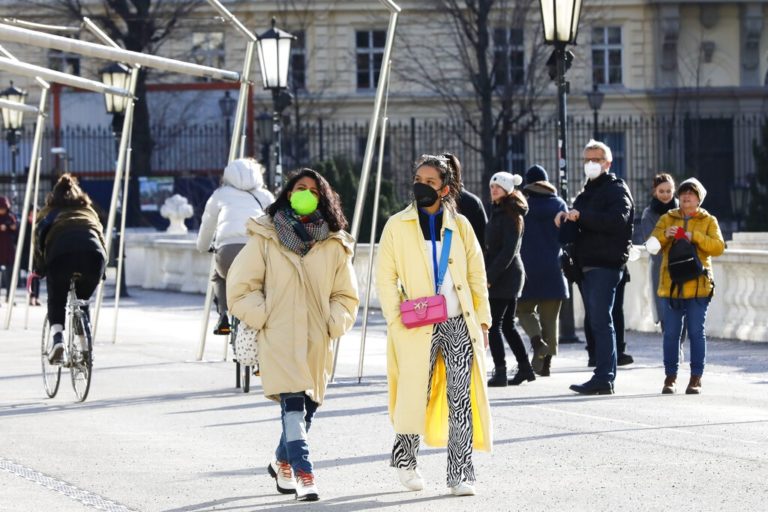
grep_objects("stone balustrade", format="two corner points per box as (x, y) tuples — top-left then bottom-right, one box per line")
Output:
(123, 229), (768, 342)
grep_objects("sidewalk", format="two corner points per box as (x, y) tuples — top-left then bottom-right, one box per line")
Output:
(1, 287), (767, 511)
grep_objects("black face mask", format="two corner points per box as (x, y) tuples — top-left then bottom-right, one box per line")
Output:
(413, 182), (440, 207)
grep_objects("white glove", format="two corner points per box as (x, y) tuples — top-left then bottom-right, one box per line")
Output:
(645, 236), (662, 255)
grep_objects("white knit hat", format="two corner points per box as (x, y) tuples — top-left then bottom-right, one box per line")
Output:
(678, 177), (707, 204)
(489, 172), (523, 193)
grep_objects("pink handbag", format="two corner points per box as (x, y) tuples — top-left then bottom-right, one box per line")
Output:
(399, 229), (453, 329)
(400, 295), (447, 328)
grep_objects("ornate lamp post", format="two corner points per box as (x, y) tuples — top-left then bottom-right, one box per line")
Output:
(99, 62), (132, 298)
(256, 110), (273, 183)
(218, 90), (237, 157)
(0, 82), (28, 208)
(586, 83), (604, 140)
(99, 62), (131, 146)
(255, 17), (295, 190)
(539, 0), (584, 343)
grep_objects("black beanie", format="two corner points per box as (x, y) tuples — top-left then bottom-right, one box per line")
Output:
(525, 165), (548, 184)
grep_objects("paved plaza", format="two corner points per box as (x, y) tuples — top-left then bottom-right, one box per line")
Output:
(1, 287), (767, 511)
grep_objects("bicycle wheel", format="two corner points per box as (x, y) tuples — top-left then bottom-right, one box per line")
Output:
(70, 311), (93, 402)
(40, 315), (61, 398)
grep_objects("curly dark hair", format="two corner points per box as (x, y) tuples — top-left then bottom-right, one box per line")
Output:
(266, 168), (348, 232)
(46, 173), (93, 209)
(413, 153), (462, 210)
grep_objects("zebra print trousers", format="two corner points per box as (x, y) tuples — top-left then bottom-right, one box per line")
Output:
(391, 316), (475, 487)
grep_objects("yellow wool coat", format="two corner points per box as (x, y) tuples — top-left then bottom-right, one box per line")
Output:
(227, 215), (359, 404)
(375, 204), (493, 451)
(650, 208), (725, 298)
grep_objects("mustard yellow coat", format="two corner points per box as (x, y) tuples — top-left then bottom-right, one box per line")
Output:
(650, 208), (725, 298)
(227, 216), (359, 404)
(375, 204), (493, 451)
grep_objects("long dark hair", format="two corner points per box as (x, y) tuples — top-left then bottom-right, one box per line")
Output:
(413, 152), (461, 210)
(498, 189), (527, 232)
(266, 168), (348, 232)
(46, 173), (92, 208)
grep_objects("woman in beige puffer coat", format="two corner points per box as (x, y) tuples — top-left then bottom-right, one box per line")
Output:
(228, 168), (359, 501)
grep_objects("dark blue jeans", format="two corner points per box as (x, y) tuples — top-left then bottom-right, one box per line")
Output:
(661, 298), (710, 377)
(275, 392), (318, 474)
(581, 267), (623, 384)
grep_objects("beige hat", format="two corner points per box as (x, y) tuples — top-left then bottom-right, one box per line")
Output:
(677, 177), (707, 204)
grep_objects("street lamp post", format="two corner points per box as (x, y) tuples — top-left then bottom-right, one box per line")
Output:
(0, 82), (28, 209)
(100, 62), (132, 299)
(218, 90), (237, 159)
(539, 0), (584, 344)
(255, 17), (295, 191)
(586, 83), (604, 140)
(256, 110), (273, 184)
(730, 181), (750, 233)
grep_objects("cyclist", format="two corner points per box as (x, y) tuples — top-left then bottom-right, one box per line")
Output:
(34, 174), (106, 364)
(196, 158), (274, 335)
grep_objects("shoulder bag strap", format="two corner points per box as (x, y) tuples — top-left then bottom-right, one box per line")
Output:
(435, 229), (452, 294)
(247, 190), (264, 210)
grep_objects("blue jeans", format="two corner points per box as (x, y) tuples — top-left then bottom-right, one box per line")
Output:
(275, 392), (318, 474)
(661, 298), (710, 377)
(581, 267), (623, 383)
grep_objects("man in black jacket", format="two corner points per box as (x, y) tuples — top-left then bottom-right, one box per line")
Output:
(556, 140), (634, 395)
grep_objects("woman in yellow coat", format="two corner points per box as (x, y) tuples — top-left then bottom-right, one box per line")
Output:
(647, 178), (724, 395)
(227, 169), (359, 502)
(375, 153), (492, 497)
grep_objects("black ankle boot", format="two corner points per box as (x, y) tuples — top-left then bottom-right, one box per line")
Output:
(508, 366), (536, 385)
(487, 366), (508, 387)
(540, 355), (552, 377)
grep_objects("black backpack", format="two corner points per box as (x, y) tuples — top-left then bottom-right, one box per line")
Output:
(667, 219), (712, 302)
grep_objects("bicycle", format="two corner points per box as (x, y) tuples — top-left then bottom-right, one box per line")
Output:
(41, 273), (94, 402)
(232, 316), (260, 393)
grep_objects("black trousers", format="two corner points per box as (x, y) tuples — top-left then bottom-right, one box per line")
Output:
(46, 252), (105, 326)
(488, 297), (528, 369)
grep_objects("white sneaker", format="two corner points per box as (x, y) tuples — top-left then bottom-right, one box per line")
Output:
(397, 467), (424, 491)
(295, 470), (319, 501)
(47, 332), (64, 365)
(450, 481), (476, 496)
(267, 460), (295, 494)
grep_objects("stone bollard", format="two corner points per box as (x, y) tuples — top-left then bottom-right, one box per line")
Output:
(160, 194), (194, 234)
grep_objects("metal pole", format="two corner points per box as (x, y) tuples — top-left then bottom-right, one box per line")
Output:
(196, 257), (217, 361)
(24, 148), (43, 330)
(228, 40), (254, 162)
(0, 23), (240, 82)
(0, 57), (132, 98)
(353, 60), (392, 384)
(349, 10), (399, 250)
(92, 66), (139, 341)
(111, 135), (132, 343)
(554, 43), (579, 344)
(272, 89), (284, 190)
(8, 132), (17, 222)
(3, 88), (46, 329)
(593, 107), (599, 140)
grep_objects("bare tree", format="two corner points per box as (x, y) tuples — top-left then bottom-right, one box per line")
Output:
(26, 0), (206, 223)
(396, 0), (551, 192)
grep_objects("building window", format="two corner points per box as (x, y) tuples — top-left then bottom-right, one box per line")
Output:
(356, 30), (385, 90)
(289, 30), (306, 91)
(191, 32), (225, 81)
(48, 49), (80, 76)
(493, 28), (525, 87)
(591, 26), (622, 85)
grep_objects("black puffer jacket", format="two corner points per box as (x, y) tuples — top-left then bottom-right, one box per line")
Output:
(560, 172), (634, 269)
(484, 197), (528, 299)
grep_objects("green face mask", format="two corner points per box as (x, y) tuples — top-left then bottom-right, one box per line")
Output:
(290, 189), (319, 215)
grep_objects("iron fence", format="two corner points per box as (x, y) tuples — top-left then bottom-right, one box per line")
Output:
(0, 114), (762, 224)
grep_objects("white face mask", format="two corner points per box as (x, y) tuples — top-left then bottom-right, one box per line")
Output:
(584, 161), (603, 180)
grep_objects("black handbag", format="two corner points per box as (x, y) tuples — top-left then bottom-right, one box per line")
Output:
(560, 244), (583, 284)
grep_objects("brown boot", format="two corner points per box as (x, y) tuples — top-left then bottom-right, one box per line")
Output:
(662, 375), (676, 394)
(686, 375), (702, 394)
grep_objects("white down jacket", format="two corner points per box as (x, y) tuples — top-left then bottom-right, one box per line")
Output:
(196, 159), (275, 251)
